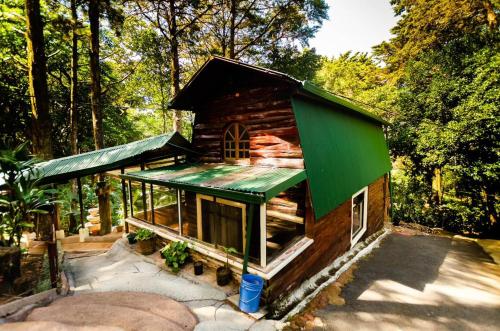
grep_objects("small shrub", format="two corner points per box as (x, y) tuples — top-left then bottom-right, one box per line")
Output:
(161, 241), (189, 273)
(135, 228), (155, 241)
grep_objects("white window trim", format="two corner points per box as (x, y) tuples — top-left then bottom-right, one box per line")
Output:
(351, 186), (368, 247)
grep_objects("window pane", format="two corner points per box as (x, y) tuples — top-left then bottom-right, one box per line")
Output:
(352, 192), (364, 236)
(180, 191), (197, 238)
(130, 181), (149, 223)
(152, 186), (178, 230)
(201, 199), (243, 253)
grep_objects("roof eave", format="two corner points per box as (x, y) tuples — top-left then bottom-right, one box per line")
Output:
(298, 81), (391, 126)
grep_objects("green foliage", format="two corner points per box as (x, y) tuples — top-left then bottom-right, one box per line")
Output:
(314, 52), (398, 117)
(0, 144), (59, 246)
(378, 0), (499, 236)
(221, 246), (238, 269)
(161, 241), (189, 273)
(135, 228), (155, 241)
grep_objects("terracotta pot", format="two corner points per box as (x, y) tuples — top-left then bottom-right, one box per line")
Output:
(216, 266), (231, 286)
(136, 238), (155, 255)
(115, 225), (124, 232)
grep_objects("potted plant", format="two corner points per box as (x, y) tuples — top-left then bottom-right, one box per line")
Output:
(127, 232), (137, 244)
(134, 228), (155, 255)
(217, 246), (237, 286)
(161, 241), (189, 273)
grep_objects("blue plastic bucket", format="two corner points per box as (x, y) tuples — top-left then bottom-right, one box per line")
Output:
(239, 274), (264, 313)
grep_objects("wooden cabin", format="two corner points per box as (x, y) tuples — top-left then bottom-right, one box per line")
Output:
(122, 57), (391, 307)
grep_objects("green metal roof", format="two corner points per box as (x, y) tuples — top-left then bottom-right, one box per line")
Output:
(168, 56), (389, 126)
(121, 163), (307, 204)
(292, 96), (391, 219)
(36, 132), (194, 183)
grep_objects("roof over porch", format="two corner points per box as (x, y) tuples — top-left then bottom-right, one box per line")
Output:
(35, 132), (195, 184)
(121, 163), (307, 204)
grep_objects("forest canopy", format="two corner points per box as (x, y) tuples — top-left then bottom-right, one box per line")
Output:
(0, 0), (498, 236)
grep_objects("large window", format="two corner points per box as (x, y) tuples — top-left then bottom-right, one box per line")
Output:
(197, 195), (246, 253)
(152, 185), (179, 230)
(351, 187), (368, 246)
(129, 180), (150, 222)
(224, 123), (250, 161)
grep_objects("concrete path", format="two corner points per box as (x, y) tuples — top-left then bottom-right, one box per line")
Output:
(313, 234), (500, 331)
(65, 238), (272, 330)
(0, 292), (197, 331)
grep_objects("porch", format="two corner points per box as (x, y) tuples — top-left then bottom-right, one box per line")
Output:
(120, 163), (314, 279)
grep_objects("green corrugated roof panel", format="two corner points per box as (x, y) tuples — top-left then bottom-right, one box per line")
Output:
(121, 163), (307, 204)
(292, 96), (391, 219)
(36, 132), (194, 183)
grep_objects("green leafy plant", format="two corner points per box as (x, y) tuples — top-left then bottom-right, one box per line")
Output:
(221, 246), (238, 269)
(161, 241), (189, 273)
(0, 143), (59, 247)
(135, 228), (155, 241)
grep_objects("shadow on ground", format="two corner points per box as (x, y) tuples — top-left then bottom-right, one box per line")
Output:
(315, 234), (500, 331)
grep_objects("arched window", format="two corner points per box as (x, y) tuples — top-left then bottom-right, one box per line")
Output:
(224, 123), (250, 161)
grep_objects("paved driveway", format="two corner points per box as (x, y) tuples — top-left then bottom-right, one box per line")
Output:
(314, 234), (500, 331)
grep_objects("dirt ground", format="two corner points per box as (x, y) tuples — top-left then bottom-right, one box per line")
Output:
(288, 228), (500, 331)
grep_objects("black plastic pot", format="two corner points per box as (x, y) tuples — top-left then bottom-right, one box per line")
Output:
(194, 261), (203, 275)
(216, 266), (231, 286)
(127, 233), (137, 244)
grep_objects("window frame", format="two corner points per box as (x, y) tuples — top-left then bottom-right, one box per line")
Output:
(351, 186), (368, 247)
(223, 123), (250, 163)
(196, 194), (247, 253)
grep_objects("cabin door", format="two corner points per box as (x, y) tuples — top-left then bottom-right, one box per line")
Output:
(197, 195), (246, 253)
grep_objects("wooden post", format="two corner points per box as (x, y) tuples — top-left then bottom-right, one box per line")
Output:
(48, 207), (58, 288)
(140, 163), (148, 222)
(77, 177), (84, 228)
(259, 203), (266, 268)
(128, 180), (134, 216)
(149, 184), (155, 225)
(242, 204), (254, 274)
(120, 168), (128, 219)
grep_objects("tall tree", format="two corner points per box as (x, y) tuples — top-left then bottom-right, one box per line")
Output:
(24, 0), (53, 159)
(88, 0), (103, 150)
(376, 0), (499, 235)
(198, 0), (328, 60)
(70, 0), (79, 155)
(135, 0), (213, 132)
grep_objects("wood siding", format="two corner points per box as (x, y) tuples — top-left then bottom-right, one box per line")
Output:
(265, 174), (389, 303)
(191, 86), (304, 169)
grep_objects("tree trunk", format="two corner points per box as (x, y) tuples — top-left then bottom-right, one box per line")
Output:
(229, 0), (236, 59)
(96, 182), (112, 235)
(25, 0), (53, 160)
(169, 0), (182, 132)
(70, 0), (79, 155)
(89, 0), (104, 150)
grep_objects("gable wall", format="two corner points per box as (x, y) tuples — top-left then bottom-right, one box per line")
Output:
(191, 86), (304, 169)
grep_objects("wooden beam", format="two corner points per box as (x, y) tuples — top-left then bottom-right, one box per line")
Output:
(266, 210), (304, 224)
(76, 177), (84, 228)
